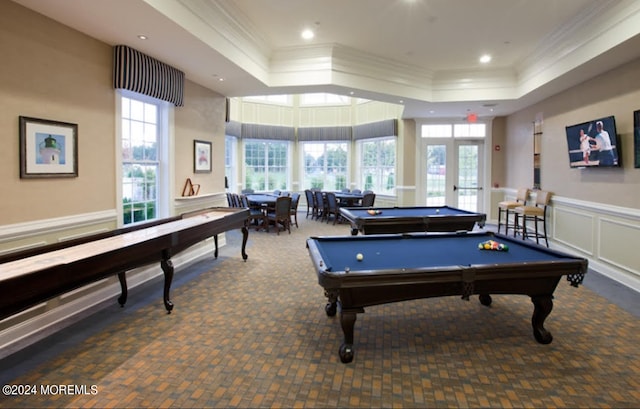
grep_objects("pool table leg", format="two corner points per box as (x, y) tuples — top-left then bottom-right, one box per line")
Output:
(531, 295), (553, 344)
(339, 310), (359, 363)
(324, 289), (339, 316)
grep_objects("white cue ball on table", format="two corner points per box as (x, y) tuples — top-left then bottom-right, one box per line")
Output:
(436, 209), (440, 214)
(356, 253), (364, 261)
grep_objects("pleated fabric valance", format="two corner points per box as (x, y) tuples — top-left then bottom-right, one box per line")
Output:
(225, 120), (242, 138)
(297, 126), (352, 141)
(241, 123), (295, 140)
(113, 45), (185, 106)
(352, 119), (397, 140)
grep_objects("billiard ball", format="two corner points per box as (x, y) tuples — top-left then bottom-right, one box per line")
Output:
(356, 253), (364, 261)
(435, 209), (440, 214)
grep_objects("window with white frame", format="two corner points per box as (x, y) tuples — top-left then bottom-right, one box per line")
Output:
(300, 93), (351, 106)
(301, 141), (349, 191)
(356, 137), (396, 195)
(421, 123), (486, 138)
(119, 92), (169, 225)
(244, 139), (290, 192)
(242, 95), (292, 105)
(225, 135), (238, 191)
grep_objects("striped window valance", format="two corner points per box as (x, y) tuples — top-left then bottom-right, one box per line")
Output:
(297, 126), (352, 141)
(113, 45), (185, 106)
(225, 120), (242, 138)
(352, 119), (397, 140)
(241, 123), (295, 140)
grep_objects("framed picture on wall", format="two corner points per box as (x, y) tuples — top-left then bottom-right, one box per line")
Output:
(19, 116), (78, 178)
(635, 110), (640, 168)
(194, 140), (212, 173)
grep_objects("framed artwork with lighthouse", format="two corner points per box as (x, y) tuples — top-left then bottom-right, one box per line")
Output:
(19, 116), (78, 178)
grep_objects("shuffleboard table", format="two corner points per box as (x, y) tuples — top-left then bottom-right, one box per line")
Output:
(306, 231), (587, 363)
(0, 207), (249, 320)
(339, 206), (486, 235)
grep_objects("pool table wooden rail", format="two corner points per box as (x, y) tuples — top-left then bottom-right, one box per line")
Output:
(307, 232), (588, 363)
(339, 206), (486, 235)
(0, 207), (249, 321)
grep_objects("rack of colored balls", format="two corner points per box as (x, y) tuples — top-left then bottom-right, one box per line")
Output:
(478, 239), (509, 251)
(367, 209), (382, 215)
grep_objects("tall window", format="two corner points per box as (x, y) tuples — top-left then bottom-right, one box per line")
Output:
(301, 142), (349, 190)
(120, 92), (168, 225)
(225, 135), (238, 191)
(357, 137), (396, 195)
(244, 140), (290, 191)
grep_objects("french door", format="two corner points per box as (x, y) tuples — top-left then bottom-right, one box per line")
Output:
(423, 139), (484, 212)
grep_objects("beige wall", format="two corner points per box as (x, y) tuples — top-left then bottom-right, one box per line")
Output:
(0, 1), (115, 225)
(0, 1), (227, 229)
(504, 58), (640, 209)
(174, 81), (228, 200)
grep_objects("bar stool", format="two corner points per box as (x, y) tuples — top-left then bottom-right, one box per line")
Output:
(497, 188), (529, 235)
(513, 191), (552, 247)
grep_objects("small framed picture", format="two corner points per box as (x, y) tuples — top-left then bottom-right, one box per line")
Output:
(19, 116), (78, 178)
(194, 140), (212, 173)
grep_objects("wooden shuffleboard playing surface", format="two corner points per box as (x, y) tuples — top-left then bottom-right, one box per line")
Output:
(0, 207), (249, 320)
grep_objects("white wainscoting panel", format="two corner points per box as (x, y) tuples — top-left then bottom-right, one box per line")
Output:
(553, 207), (596, 256)
(599, 217), (640, 276)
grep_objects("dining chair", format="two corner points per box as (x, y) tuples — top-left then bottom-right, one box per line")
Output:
(324, 192), (340, 225)
(304, 189), (315, 219)
(240, 194), (267, 230)
(290, 192), (301, 228)
(314, 190), (327, 221)
(266, 196), (292, 235)
(361, 192), (376, 207)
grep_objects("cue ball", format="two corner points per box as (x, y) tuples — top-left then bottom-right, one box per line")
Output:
(356, 253), (364, 261)
(436, 209), (440, 213)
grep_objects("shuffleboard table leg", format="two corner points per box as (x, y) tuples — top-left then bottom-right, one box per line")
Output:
(531, 295), (553, 344)
(117, 272), (128, 307)
(241, 226), (249, 261)
(339, 310), (360, 364)
(161, 254), (174, 314)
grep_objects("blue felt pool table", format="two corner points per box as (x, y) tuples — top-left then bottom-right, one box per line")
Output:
(306, 231), (587, 363)
(339, 206), (486, 235)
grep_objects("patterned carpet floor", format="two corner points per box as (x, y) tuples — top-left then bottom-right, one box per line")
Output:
(1, 214), (638, 408)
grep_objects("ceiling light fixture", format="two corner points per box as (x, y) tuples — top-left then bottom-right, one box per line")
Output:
(137, 35), (147, 40)
(479, 54), (492, 64)
(301, 29), (314, 40)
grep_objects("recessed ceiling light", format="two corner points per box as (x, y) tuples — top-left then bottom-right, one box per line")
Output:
(301, 29), (314, 40)
(479, 54), (492, 64)
(137, 35), (148, 40)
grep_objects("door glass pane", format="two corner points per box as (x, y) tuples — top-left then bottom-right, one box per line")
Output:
(426, 145), (446, 206)
(457, 145), (478, 212)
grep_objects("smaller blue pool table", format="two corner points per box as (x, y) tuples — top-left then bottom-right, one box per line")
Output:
(307, 231), (587, 363)
(339, 206), (486, 235)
